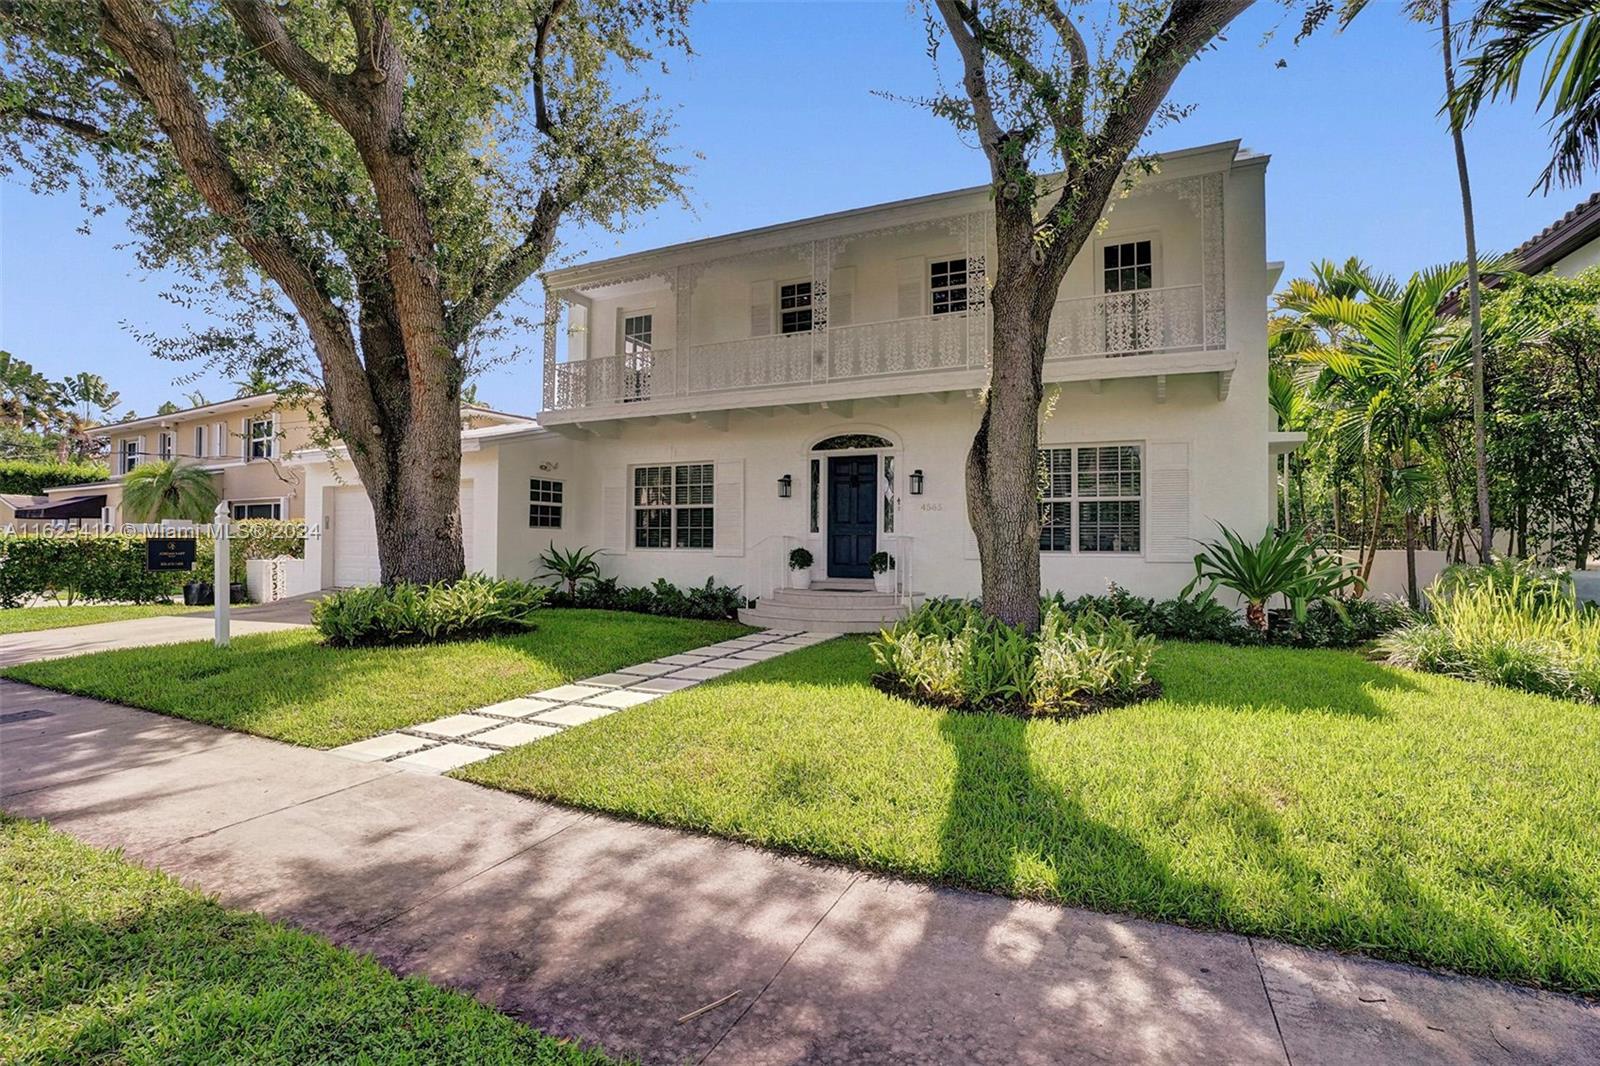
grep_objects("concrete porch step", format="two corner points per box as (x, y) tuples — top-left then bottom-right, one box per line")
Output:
(738, 606), (904, 634)
(765, 588), (901, 608)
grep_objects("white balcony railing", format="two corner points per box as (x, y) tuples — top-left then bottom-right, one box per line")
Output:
(548, 284), (1210, 411)
(1046, 284), (1204, 361)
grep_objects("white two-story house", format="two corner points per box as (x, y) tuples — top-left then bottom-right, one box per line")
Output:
(296, 140), (1294, 627)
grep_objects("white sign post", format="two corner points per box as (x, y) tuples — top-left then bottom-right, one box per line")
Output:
(213, 501), (230, 648)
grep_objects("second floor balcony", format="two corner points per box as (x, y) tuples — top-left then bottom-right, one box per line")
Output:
(540, 149), (1241, 423)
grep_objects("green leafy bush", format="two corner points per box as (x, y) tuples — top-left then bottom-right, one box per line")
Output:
(548, 575), (747, 621)
(1436, 557), (1574, 612)
(1183, 524), (1359, 632)
(537, 543), (602, 596)
(788, 547), (813, 570)
(312, 575), (549, 647)
(0, 459), (108, 495)
(872, 600), (1158, 717)
(1380, 575), (1599, 703)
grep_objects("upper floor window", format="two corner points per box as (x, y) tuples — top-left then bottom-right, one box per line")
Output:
(248, 417), (275, 460)
(120, 439), (138, 473)
(622, 313), (652, 357)
(1103, 240), (1153, 293)
(529, 478), (563, 528)
(930, 258), (968, 315)
(232, 500), (282, 520)
(1037, 444), (1142, 553)
(158, 432), (174, 461)
(213, 422), (227, 458)
(194, 426), (206, 458)
(779, 280), (813, 334)
(633, 462), (713, 549)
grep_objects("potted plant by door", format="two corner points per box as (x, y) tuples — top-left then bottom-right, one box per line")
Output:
(870, 550), (896, 594)
(788, 547), (813, 590)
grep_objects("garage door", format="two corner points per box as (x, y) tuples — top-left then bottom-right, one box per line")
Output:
(330, 486), (381, 587)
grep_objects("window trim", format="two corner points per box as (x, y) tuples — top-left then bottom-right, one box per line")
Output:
(1037, 441), (1145, 556)
(529, 477), (564, 529)
(158, 431), (175, 462)
(630, 462), (715, 551)
(120, 439), (139, 474)
(213, 421), (227, 458)
(618, 308), (654, 357)
(193, 425), (206, 458)
(1093, 232), (1163, 295)
(777, 277), (814, 335)
(230, 499), (284, 520)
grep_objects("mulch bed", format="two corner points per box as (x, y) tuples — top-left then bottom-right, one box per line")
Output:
(871, 672), (1163, 720)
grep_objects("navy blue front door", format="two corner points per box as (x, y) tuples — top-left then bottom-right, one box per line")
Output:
(827, 455), (877, 578)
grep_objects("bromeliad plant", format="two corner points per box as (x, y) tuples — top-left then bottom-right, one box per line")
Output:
(872, 600), (1158, 717)
(313, 575), (548, 647)
(537, 543), (603, 597)
(1183, 524), (1360, 633)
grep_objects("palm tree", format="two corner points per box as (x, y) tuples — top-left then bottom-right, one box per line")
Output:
(61, 371), (121, 422)
(0, 351), (55, 432)
(121, 460), (220, 524)
(1453, 0), (1600, 190)
(1439, 0), (1496, 565)
(1302, 264), (1493, 607)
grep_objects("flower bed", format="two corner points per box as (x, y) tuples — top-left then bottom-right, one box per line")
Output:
(871, 600), (1159, 717)
(312, 575), (548, 647)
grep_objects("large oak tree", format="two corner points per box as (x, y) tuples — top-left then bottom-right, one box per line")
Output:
(2, 0), (690, 583)
(924, 0), (1333, 628)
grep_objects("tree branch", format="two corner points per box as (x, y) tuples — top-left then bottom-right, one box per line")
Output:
(222, 0), (358, 126)
(2, 103), (154, 150)
(533, 0), (572, 135)
(935, 0), (1007, 182)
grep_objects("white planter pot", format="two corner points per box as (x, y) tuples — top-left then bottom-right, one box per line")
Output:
(790, 569), (811, 590)
(873, 571), (896, 595)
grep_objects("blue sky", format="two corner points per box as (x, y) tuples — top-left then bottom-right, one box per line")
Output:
(2, 0), (1595, 417)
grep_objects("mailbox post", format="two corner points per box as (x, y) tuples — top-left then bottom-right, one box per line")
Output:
(213, 501), (230, 648)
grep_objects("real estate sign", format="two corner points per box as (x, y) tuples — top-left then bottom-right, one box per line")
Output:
(145, 536), (196, 572)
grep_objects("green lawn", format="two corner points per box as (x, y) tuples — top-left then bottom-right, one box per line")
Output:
(2, 609), (749, 748)
(0, 603), (197, 635)
(0, 816), (617, 1064)
(459, 636), (1600, 994)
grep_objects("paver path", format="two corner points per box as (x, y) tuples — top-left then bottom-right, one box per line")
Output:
(0, 614), (305, 667)
(3, 680), (1595, 1065)
(331, 629), (833, 773)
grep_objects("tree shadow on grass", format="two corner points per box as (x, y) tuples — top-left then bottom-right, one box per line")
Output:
(1151, 641), (1426, 719)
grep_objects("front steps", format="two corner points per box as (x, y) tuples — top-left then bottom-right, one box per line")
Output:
(739, 585), (910, 634)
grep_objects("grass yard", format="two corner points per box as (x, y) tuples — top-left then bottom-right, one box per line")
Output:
(2, 609), (749, 748)
(0, 603), (197, 634)
(0, 816), (616, 1064)
(460, 636), (1600, 994)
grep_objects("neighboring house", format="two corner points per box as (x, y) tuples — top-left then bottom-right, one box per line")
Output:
(16, 392), (532, 530)
(298, 139), (1291, 625)
(1511, 190), (1600, 277)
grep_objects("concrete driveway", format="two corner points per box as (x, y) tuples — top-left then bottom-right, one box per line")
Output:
(0, 612), (307, 668)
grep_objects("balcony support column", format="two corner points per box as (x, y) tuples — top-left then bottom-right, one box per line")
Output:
(541, 284), (561, 410)
(811, 238), (830, 385)
(671, 266), (698, 397)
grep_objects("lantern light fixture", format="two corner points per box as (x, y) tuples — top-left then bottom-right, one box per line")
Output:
(909, 469), (925, 495)
(778, 474), (793, 498)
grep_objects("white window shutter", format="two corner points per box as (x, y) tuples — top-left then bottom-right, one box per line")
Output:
(713, 458), (744, 557)
(240, 417), (249, 460)
(601, 468), (627, 551)
(1144, 441), (1192, 562)
(896, 256), (924, 319)
(831, 266), (856, 327)
(749, 281), (773, 337)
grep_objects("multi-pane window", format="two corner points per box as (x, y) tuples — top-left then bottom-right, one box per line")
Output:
(159, 433), (174, 461)
(779, 281), (813, 334)
(194, 426), (206, 458)
(1103, 240), (1153, 293)
(1037, 444), (1142, 553)
(248, 417), (275, 460)
(120, 439), (138, 473)
(633, 463), (714, 549)
(213, 422), (227, 458)
(930, 258), (968, 315)
(622, 313), (652, 356)
(231, 500), (282, 520)
(529, 478), (563, 528)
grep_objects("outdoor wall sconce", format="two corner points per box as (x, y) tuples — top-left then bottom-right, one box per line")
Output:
(909, 469), (925, 495)
(778, 474), (793, 498)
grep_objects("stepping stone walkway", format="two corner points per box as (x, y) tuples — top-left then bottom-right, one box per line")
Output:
(330, 629), (834, 774)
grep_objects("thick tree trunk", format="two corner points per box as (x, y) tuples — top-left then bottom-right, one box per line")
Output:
(968, 271), (1048, 631)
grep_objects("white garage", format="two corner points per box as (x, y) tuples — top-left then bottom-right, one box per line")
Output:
(326, 483), (477, 587)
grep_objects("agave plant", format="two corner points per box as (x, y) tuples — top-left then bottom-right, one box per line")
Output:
(537, 542), (602, 596)
(121, 459), (220, 523)
(1182, 524), (1359, 633)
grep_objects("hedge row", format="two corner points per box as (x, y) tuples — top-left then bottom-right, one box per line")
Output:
(0, 522), (306, 607)
(0, 459), (109, 495)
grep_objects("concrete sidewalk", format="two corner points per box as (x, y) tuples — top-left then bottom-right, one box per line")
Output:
(1, 681), (1594, 1065)
(0, 614), (307, 667)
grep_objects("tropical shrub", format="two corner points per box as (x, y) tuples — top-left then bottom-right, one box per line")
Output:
(788, 547), (813, 571)
(869, 551), (895, 575)
(1379, 575), (1599, 703)
(548, 575), (747, 621)
(537, 543), (602, 596)
(313, 575), (548, 647)
(1183, 524), (1360, 632)
(1435, 557), (1574, 612)
(0, 459), (108, 495)
(872, 600), (1158, 717)
(121, 460), (220, 523)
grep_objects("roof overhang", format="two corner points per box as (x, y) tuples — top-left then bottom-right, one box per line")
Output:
(1269, 431), (1308, 456)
